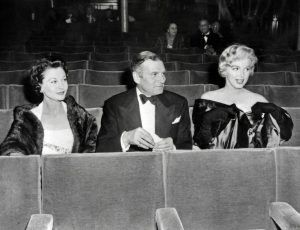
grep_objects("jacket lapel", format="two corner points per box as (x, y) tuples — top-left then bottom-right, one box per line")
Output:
(119, 88), (142, 131)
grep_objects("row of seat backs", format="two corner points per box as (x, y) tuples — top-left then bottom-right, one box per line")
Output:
(1, 105), (299, 147)
(2, 148), (300, 230)
(0, 52), (218, 63)
(0, 59), (297, 72)
(1, 47), (203, 56)
(1, 69), (300, 86)
(0, 83), (300, 109)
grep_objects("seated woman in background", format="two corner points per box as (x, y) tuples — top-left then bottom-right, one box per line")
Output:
(155, 22), (185, 50)
(0, 57), (98, 155)
(192, 44), (293, 149)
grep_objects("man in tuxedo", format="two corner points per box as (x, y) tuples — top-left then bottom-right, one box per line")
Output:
(96, 51), (192, 152)
(190, 19), (222, 54)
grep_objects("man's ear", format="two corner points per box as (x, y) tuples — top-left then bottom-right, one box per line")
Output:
(132, 71), (141, 84)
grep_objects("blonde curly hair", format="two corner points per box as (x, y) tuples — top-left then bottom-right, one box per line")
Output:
(218, 44), (257, 78)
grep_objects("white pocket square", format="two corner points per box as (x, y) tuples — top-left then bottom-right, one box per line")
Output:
(172, 116), (181, 124)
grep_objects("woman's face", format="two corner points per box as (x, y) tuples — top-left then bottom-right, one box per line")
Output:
(167, 23), (178, 37)
(224, 58), (254, 89)
(40, 67), (68, 102)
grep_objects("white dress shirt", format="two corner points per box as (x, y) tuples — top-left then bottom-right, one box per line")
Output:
(121, 88), (160, 152)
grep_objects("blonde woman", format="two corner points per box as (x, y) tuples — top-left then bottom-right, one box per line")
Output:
(192, 44), (293, 149)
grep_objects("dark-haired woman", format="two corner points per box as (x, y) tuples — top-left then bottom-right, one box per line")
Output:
(155, 23), (185, 51)
(0, 57), (97, 155)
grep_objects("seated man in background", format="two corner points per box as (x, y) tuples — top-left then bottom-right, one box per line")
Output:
(96, 51), (192, 152)
(190, 18), (222, 55)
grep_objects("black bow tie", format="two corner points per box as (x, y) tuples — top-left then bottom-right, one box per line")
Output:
(202, 32), (210, 36)
(140, 94), (157, 105)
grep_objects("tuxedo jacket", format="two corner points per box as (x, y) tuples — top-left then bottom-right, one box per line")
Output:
(190, 30), (222, 52)
(96, 88), (192, 152)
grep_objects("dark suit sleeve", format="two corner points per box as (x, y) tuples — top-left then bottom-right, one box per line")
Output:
(174, 99), (192, 150)
(96, 100), (122, 152)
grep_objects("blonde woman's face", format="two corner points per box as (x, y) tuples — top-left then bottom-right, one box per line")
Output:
(224, 58), (254, 89)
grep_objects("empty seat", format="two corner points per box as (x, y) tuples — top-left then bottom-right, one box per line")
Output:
(95, 46), (128, 53)
(164, 71), (190, 85)
(189, 71), (210, 84)
(78, 84), (127, 108)
(256, 62), (297, 72)
(85, 70), (133, 85)
(247, 72), (286, 85)
(128, 46), (161, 54)
(165, 84), (206, 106)
(177, 62), (218, 72)
(286, 72), (300, 85)
(68, 70), (85, 84)
(0, 51), (12, 61)
(267, 85), (300, 107)
(42, 152), (164, 229)
(258, 54), (277, 63)
(26, 46), (58, 53)
(0, 85), (7, 109)
(12, 52), (50, 61)
(0, 70), (30, 84)
(93, 52), (129, 62)
(166, 54), (203, 63)
(202, 54), (219, 63)
(53, 46), (94, 53)
(281, 107), (300, 146)
(275, 147), (300, 212)
(164, 62), (177, 71)
(51, 52), (91, 61)
(67, 60), (88, 70)
(0, 61), (35, 71)
(165, 149), (276, 230)
(163, 47), (201, 54)
(0, 156), (41, 230)
(88, 60), (130, 71)
(0, 109), (13, 142)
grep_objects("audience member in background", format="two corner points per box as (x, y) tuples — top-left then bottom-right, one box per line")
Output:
(192, 44), (293, 149)
(190, 19), (222, 55)
(211, 21), (223, 38)
(0, 57), (97, 156)
(96, 51), (192, 152)
(155, 22), (185, 51)
(86, 6), (96, 24)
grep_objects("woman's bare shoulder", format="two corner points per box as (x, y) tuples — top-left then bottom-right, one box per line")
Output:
(245, 89), (268, 103)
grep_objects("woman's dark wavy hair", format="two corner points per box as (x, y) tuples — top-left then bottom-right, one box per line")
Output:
(30, 56), (68, 95)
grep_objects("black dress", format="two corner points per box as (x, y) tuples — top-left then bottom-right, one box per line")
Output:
(192, 99), (293, 149)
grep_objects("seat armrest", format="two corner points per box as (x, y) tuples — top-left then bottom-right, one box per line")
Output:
(270, 202), (300, 230)
(156, 208), (184, 230)
(26, 214), (53, 230)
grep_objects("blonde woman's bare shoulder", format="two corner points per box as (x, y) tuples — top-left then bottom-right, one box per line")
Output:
(245, 90), (268, 103)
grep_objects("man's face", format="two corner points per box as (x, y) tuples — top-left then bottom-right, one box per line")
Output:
(199, 20), (209, 34)
(134, 59), (166, 96)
